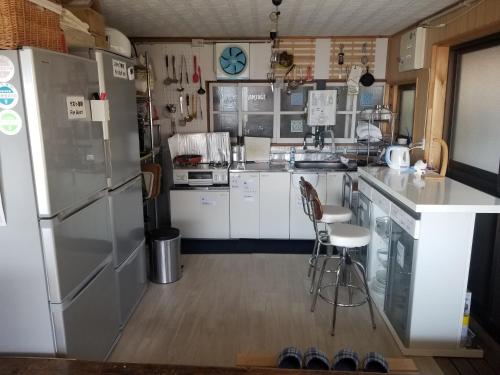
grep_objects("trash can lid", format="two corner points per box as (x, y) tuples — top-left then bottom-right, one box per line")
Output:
(150, 227), (180, 240)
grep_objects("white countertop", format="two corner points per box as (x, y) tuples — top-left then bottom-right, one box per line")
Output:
(358, 166), (500, 213)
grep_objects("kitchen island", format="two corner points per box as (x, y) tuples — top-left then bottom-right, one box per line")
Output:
(358, 166), (500, 358)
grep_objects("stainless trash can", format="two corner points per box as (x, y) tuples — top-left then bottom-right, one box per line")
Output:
(149, 227), (182, 284)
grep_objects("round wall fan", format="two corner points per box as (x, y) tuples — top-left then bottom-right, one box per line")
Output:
(219, 46), (247, 76)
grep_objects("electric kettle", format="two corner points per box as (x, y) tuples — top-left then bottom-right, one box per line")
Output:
(385, 145), (410, 170)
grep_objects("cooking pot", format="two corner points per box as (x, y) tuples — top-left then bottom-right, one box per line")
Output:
(385, 145), (410, 170)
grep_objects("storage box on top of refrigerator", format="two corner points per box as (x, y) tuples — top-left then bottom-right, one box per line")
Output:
(0, 47), (119, 360)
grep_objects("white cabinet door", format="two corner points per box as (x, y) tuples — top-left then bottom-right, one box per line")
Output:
(290, 173), (327, 239)
(230, 173), (260, 238)
(259, 172), (290, 239)
(170, 190), (230, 239)
(326, 172), (344, 206)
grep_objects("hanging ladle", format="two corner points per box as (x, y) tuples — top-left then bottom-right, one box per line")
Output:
(163, 55), (173, 85)
(184, 94), (193, 122)
(197, 66), (206, 95)
(176, 58), (184, 92)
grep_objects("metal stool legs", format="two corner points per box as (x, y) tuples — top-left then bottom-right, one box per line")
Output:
(311, 248), (376, 336)
(307, 238), (318, 277)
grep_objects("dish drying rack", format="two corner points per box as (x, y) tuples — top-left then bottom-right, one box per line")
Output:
(356, 105), (395, 166)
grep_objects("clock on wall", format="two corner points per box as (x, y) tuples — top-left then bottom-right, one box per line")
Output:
(215, 43), (250, 80)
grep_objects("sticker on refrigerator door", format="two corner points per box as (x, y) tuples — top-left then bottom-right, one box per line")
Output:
(0, 110), (22, 135)
(0, 56), (15, 82)
(201, 196), (216, 206)
(66, 96), (87, 119)
(0, 83), (18, 109)
(396, 241), (405, 269)
(112, 59), (128, 79)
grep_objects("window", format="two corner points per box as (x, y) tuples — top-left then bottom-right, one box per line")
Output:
(209, 81), (384, 143)
(326, 82), (385, 142)
(211, 84), (239, 138)
(396, 84), (416, 142)
(241, 84), (274, 137)
(277, 84), (315, 142)
(449, 44), (500, 175)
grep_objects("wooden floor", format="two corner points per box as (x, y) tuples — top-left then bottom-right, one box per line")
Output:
(110, 254), (442, 374)
(435, 357), (497, 375)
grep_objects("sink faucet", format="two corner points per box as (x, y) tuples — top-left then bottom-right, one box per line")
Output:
(303, 132), (313, 150)
(303, 127), (336, 151)
(328, 128), (336, 153)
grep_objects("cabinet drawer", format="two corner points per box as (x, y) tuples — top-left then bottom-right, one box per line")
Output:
(116, 240), (147, 326)
(109, 176), (145, 267)
(358, 178), (372, 199)
(40, 195), (113, 303)
(50, 261), (120, 360)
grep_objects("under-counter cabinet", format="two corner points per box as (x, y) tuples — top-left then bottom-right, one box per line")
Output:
(326, 172), (344, 206)
(171, 189), (230, 239)
(259, 172), (290, 239)
(290, 172), (326, 239)
(359, 166), (500, 357)
(230, 173), (260, 238)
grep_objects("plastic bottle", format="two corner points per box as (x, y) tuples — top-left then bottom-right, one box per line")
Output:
(289, 146), (296, 167)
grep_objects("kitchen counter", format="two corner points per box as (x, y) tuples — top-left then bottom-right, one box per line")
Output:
(357, 166), (500, 358)
(230, 162), (357, 173)
(359, 166), (500, 213)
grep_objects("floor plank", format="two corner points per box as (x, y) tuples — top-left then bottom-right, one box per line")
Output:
(450, 358), (478, 375)
(434, 358), (460, 375)
(110, 254), (439, 373)
(468, 358), (497, 375)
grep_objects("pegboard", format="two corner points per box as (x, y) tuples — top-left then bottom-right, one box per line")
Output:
(329, 38), (376, 80)
(273, 38), (316, 79)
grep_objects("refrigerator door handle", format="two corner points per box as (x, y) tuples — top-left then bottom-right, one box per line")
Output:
(62, 257), (110, 308)
(111, 175), (141, 194)
(54, 191), (107, 223)
(104, 139), (112, 182)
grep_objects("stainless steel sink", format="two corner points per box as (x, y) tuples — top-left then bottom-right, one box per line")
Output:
(294, 160), (348, 170)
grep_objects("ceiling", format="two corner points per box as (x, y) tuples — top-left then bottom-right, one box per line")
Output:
(100, 0), (458, 38)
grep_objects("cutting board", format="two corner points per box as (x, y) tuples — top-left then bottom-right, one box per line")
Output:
(244, 137), (271, 162)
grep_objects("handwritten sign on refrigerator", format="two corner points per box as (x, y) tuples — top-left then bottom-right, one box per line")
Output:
(112, 59), (128, 79)
(66, 96), (87, 120)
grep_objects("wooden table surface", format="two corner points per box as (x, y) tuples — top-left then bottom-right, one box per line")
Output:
(0, 357), (409, 374)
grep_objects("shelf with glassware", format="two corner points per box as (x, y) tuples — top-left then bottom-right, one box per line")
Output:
(355, 105), (396, 166)
(136, 52), (161, 232)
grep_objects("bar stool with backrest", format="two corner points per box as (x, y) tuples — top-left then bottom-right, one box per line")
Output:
(299, 177), (352, 294)
(309, 194), (376, 336)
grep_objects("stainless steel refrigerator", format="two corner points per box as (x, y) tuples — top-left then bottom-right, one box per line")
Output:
(75, 48), (147, 326)
(0, 48), (120, 359)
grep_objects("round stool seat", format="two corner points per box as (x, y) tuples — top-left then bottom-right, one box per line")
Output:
(320, 205), (352, 224)
(329, 223), (370, 248)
